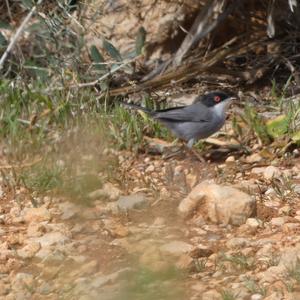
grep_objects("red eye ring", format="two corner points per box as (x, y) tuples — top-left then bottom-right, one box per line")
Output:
(214, 95), (221, 102)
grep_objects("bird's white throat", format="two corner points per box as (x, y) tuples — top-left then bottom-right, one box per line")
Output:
(212, 98), (232, 119)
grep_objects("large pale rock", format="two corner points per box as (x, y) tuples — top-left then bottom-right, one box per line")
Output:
(160, 241), (193, 256)
(17, 242), (41, 259)
(30, 231), (70, 247)
(263, 166), (281, 180)
(88, 182), (121, 201)
(178, 182), (256, 225)
(117, 193), (148, 211)
(23, 207), (51, 223)
(201, 290), (222, 300)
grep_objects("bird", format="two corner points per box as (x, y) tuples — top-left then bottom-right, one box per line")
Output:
(122, 91), (235, 149)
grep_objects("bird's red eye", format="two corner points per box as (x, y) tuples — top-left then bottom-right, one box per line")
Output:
(214, 95), (221, 102)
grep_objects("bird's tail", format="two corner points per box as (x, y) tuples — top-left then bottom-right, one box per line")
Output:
(120, 102), (153, 114)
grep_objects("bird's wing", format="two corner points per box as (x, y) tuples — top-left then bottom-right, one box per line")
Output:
(153, 102), (212, 122)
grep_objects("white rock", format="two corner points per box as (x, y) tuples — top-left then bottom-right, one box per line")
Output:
(201, 290), (222, 300)
(226, 237), (250, 249)
(270, 217), (285, 227)
(58, 202), (80, 220)
(12, 273), (34, 291)
(251, 294), (263, 300)
(251, 167), (266, 174)
(160, 241), (193, 256)
(91, 268), (131, 288)
(88, 183), (121, 201)
(117, 193), (148, 211)
(225, 156), (235, 163)
(246, 153), (263, 163)
(263, 166), (281, 180)
(30, 231), (70, 247)
(178, 182), (256, 225)
(294, 184), (300, 195)
(23, 207), (51, 223)
(17, 242), (41, 259)
(145, 165), (155, 173)
(27, 222), (45, 237)
(279, 243), (300, 269)
(257, 265), (286, 284)
(246, 218), (261, 229)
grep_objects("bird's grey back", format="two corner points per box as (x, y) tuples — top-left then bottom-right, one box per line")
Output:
(153, 102), (225, 141)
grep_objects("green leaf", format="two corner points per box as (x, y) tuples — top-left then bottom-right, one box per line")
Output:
(90, 45), (106, 71)
(0, 32), (8, 48)
(135, 26), (146, 55)
(292, 131), (300, 143)
(103, 39), (122, 62)
(266, 114), (290, 138)
(0, 22), (11, 29)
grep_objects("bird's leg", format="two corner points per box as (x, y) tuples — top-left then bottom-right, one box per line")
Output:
(186, 139), (206, 162)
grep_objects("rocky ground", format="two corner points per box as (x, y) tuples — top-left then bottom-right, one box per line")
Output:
(1, 145), (300, 300)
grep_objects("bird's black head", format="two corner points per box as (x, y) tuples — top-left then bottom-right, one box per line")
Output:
(195, 91), (234, 107)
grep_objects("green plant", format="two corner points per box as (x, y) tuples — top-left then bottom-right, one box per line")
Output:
(244, 278), (266, 296)
(287, 259), (300, 283)
(221, 290), (237, 300)
(242, 104), (272, 144)
(19, 163), (63, 193)
(221, 253), (255, 271)
(194, 258), (207, 272)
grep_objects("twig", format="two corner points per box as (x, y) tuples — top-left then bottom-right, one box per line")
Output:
(0, 0), (43, 70)
(4, 0), (13, 22)
(173, 0), (226, 66)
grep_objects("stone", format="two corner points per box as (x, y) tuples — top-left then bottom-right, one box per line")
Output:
(246, 153), (263, 163)
(176, 254), (194, 270)
(225, 155), (235, 163)
(27, 222), (46, 237)
(294, 184), (300, 195)
(91, 268), (131, 288)
(251, 167), (266, 175)
(12, 273), (34, 291)
(257, 265), (286, 284)
(30, 231), (70, 247)
(264, 292), (286, 300)
(246, 218), (261, 230)
(23, 207), (51, 223)
(251, 294), (263, 300)
(103, 219), (129, 237)
(226, 237), (250, 249)
(178, 182), (256, 225)
(160, 240), (193, 256)
(278, 244), (300, 269)
(270, 217), (285, 227)
(263, 166), (281, 180)
(0, 282), (9, 296)
(145, 165), (155, 173)
(116, 193), (148, 211)
(58, 202), (80, 220)
(17, 242), (41, 259)
(201, 290), (222, 300)
(88, 183), (120, 201)
(78, 260), (98, 276)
